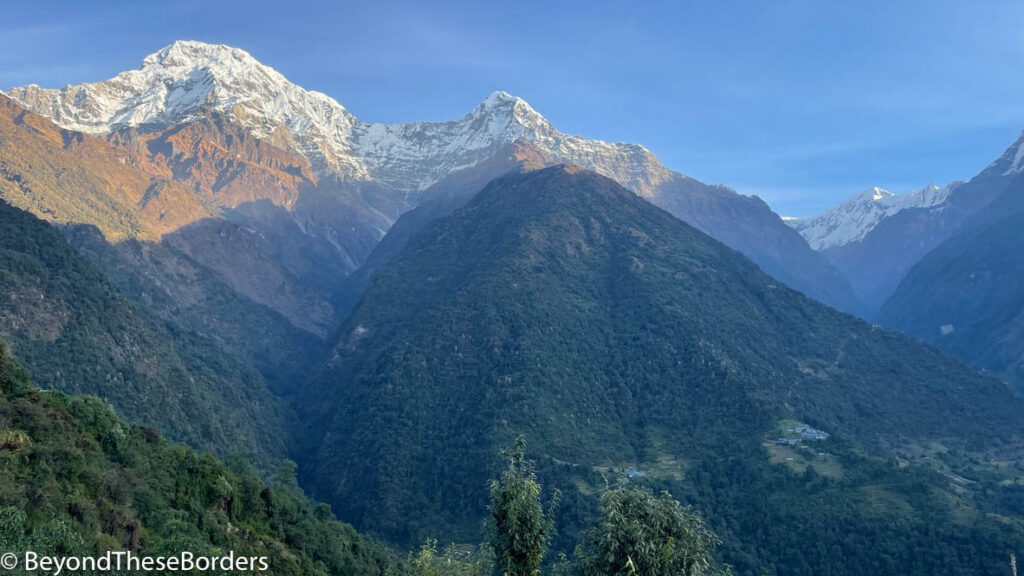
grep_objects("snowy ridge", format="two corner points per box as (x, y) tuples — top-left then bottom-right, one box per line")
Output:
(6, 42), (364, 177)
(981, 130), (1024, 176)
(788, 184), (954, 251)
(5, 41), (672, 195)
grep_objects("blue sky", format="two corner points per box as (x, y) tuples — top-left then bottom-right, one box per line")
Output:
(3, 0), (1023, 217)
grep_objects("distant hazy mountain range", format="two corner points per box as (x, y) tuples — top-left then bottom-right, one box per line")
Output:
(787, 184), (954, 252)
(784, 132), (1024, 390)
(877, 138), (1024, 391)
(784, 182), (961, 312)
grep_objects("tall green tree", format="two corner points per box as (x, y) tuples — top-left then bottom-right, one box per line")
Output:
(575, 486), (723, 576)
(487, 437), (560, 576)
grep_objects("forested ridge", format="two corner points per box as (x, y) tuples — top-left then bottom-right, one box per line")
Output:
(0, 341), (397, 575)
(299, 166), (1024, 575)
(3, 159), (1024, 574)
(0, 340), (734, 576)
(0, 199), (291, 469)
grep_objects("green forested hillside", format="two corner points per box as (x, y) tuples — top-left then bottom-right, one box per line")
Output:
(648, 174), (865, 315)
(0, 199), (291, 467)
(62, 224), (329, 396)
(300, 165), (1024, 575)
(333, 140), (551, 318)
(0, 341), (396, 575)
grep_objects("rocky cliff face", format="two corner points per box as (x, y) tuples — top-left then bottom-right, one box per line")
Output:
(0, 94), (210, 241)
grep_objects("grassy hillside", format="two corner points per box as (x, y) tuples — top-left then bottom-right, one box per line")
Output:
(300, 166), (1024, 574)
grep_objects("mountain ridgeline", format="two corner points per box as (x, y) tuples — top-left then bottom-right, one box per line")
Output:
(4, 41), (859, 317)
(300, 165), (1024, 574)
(336, 137), (864, 319)
(4, 39), (1024, 576)
(787, 133), (1024, 315)
(879, 161), (1024, 391)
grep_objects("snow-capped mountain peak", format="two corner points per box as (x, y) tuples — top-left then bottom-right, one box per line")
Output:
(862, 186), (895, 202)
(7, 40), (353, 132)
(6, 41), (362, 174)
(479, 90), (525, 110)
(141, 40), (266, 71)
(5, 41), (672, 194)
(981, 130), (1024, 176)
(788, 183), (953, 251)
(471, 90), (550, 135)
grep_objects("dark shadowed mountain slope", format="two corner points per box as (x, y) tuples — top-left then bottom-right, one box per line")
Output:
(299, 166), (1024, 574)
(879, 166), (1024, 391)
(61, 224), (328, 396)
(339, 141), (863, 317)
(803, 134), (1024, 314)
(0, 199), (290, 467)
(648, 175), (864, 315)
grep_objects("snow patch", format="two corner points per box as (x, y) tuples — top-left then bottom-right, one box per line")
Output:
(6, 41), (674, 196)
